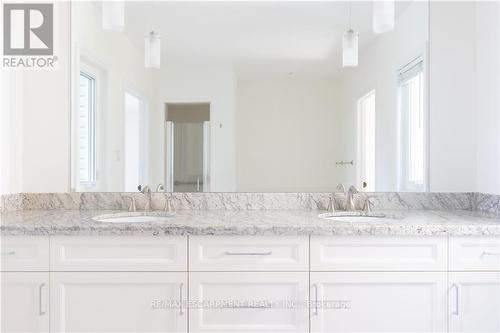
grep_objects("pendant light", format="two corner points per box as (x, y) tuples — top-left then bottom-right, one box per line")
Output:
(144, 2), (160, 69)
(102, 1), (124, 32)
(144, 31), (161, 68)
(343, 2), (358, 67)
(373, 0), (395, 34)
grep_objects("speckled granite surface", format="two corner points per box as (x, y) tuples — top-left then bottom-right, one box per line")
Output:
(0, 192), (476, 211)
(2, 209), (500, 236)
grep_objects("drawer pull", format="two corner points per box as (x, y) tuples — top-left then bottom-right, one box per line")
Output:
(38, 283), (46, 316)
(224, 251), (272, 256)
(451, 283), (459, 316)
(312, 283), (319, 316)
(481, 251), (500, 257)
(179, 283), (184, 316)
(1, 251), (16, 256)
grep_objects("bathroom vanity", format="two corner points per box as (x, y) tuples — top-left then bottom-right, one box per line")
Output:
(2, 207), (500, 333)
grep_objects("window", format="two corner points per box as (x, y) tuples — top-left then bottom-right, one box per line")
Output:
(357, 90), (376, 191)
(78, 71), (97, 185)
(399, 56), (426, 191)
(124, 92), (148, 192)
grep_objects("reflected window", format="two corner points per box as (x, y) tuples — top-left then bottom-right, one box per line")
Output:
(78, 71), (97, 185)
(357, 90), (376, 191)
(399, 56), (426, 191)
(124, 92), (148, 192)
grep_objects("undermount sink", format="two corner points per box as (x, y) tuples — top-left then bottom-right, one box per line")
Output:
(92, 212), (175, 223)
(318, 211), (391, 222)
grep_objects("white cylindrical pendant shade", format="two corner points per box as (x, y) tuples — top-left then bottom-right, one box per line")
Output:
(373, 0), (395, 34)
(144, 32), (161, 68)
(342, 29), (358, 67)
(102, 1), (124, 32)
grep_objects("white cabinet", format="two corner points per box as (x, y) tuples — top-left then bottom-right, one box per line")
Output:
(311, 236), (446, 271)
(1, 237), (49, 271)
(50, 272), (187, 332)
(189, 236), (308, 271)
(50, 236), (187, 271)
(1, 272), (49, 333)
(2, 234), (499, 333)
(310, 272), (447, 333)
(449, 272), (500, 333)
(189, 272), (309, 333)
(449, 236), (500, 271)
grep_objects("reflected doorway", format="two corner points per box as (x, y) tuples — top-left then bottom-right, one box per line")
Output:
(165, 103), (210, 192)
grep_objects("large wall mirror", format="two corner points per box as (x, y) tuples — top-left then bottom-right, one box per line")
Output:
(71, 1), (429, 193)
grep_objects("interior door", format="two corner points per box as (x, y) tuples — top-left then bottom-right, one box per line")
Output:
(1, 272), (49, 333)
(310, 272), (447, 332)
(173, 122), (204, 192)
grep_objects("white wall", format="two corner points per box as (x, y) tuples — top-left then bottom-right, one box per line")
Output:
(1, 2), (70, 194)
(475, 1), (500, 195)
(0, 71), (23, 194)
(337, 1), (428, 191)
(151, 64), (237, 192)
(235, 77), (340, 192)
(428, 1), (477, 192)
(72, 2), (154, 192)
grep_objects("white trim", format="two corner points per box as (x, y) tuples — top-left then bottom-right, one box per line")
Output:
(357, 90), (376, 192)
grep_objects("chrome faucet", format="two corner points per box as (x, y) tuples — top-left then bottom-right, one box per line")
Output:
(140, 186), (152, 211)
(326, 184), (347, 212)
(336, 183), (346, 194)
(344, 185), (359, 211)
(163, 194), (173, 213)
(326, 195), (336, 212)
(156, 184), (165, 192)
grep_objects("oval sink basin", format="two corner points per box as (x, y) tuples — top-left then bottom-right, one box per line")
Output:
(92, 212), (175, 223)
(318, 212), (391, 222)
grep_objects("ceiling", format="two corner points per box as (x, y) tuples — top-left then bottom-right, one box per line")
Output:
(122, 1), (416, 78)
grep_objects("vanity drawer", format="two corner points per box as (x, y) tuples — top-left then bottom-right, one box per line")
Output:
(1, 237), (50, 271)
(189, 272), (309, 333)
(50, 236), (187, 271)
(311, 236), (447, 271)
(189, 236), (309, 271)
(449, 236), (500, 271)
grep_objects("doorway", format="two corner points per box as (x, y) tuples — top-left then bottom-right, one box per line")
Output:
(165, 103), (210, 192)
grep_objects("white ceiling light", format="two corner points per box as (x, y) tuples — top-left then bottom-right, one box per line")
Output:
(342, 29), (358, 67)
(144, 31), (161, 69)
(343, 2), (358, 67)
(102, 1), (124, 32)
(373, 1), (395, 34)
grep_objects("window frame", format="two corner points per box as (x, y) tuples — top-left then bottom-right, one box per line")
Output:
(123, 90), (149, 192)
(357, 89), (376, 192)
(398, 55), (428, 192)
(78, 69), (98, 186)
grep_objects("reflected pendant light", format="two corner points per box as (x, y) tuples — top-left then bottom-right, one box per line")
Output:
(373, 0), (395, 34)
(342, 29), (358, 67)
(342, 2), (358, 67)
(102, 1), (124, 32)
(144, 31), (161, 69)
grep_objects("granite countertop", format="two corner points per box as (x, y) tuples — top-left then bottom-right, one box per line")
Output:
(2, 209), (500, 236)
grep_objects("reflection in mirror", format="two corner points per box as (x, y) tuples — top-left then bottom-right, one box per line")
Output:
(166, 103), (210, 193)
(71, 1), (429, 193)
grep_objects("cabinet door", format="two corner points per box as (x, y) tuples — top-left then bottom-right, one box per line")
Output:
(449, 272), (500, 332)
(50, 272), (187, 332)
(310, 272), (447, 333)
(189, 272), (309, 333)
(1, 272), (49, 333)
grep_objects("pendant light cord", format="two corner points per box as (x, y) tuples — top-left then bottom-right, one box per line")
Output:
(348, 1), (352, 31)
